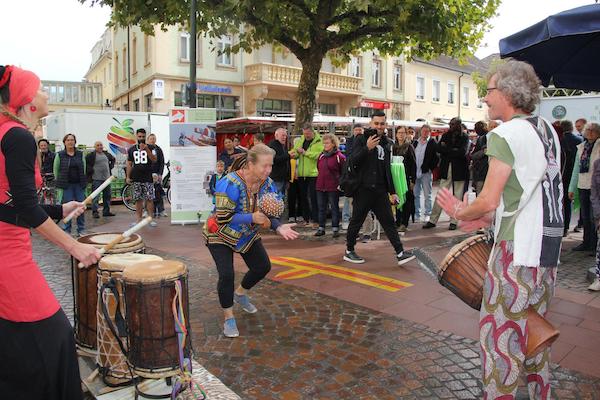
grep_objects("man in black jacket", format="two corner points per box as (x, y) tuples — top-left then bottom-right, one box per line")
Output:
(344, 111), (414, 266)
(560, 120), (583, 235)
(38, 138), (55, 177)
(268, 127), (291, 198)
(413, 125), (439, 222)
(85, 141), (116, 218)
(424, 117), (469, 230)
(470, 121), (489, 195)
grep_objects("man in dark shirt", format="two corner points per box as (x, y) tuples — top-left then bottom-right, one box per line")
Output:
(127, 128), (157, 226)
(560, 119), (584, 235)
(424, 117), (469, 230)
(268, 127), (290, 198)
(219, 137), (244, 170)
(38, 138), (54, 177)
(344, 111), (414, 266)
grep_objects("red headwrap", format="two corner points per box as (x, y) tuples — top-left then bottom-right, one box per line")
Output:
(0, 65), (41, 126)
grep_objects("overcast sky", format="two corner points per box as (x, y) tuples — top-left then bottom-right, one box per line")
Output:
(0, 0), (594, 81)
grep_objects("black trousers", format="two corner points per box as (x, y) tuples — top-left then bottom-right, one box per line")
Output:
(346, 189), (404, 253)
(288, 180), (303, 219)
(207, 240), (271, 309)
(298, 177), (318, 223)
(0, 309), (82, 400)
(580, 189), (598, 249)
(395, 190), (414, 227)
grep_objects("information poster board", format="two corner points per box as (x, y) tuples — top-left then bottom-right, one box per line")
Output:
(169, 108), (217, 224)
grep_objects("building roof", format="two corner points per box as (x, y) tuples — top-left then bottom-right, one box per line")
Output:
(413, 53), (499, 75)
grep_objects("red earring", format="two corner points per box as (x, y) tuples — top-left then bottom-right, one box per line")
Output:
(29, 106), (37, 112)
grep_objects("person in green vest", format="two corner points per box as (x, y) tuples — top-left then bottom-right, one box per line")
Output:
(289, 123), (323, 228)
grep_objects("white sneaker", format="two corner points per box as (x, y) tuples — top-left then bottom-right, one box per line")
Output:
(161, 211), (168, 217)
(341, 222), (349, 230)
(588, 279), (600, 292)
(149, 221), (158, 228)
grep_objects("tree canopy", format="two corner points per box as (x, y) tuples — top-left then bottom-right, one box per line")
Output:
(84, 0), (501, 128)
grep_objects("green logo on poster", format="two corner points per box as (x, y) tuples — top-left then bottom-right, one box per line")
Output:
(552, 105), (567, 119)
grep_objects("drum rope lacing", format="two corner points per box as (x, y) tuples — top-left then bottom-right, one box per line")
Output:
(171, 280), (207, 400)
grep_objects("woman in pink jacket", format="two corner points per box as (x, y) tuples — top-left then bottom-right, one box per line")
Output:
(315, 134), (345, 238)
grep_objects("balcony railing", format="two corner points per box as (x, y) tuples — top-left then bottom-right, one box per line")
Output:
(245, 63), (362, 93)
(42, 80), (103, 107)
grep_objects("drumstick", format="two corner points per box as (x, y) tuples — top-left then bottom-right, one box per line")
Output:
(62, 175), (115, 224)
(77, 216), (152, 268)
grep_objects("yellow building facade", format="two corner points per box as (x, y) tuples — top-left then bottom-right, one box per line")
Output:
(94, 25), (489, 123)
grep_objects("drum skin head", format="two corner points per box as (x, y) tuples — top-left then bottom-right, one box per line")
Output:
(99, 253), (163, 272)
(123, 260), (187, 283)
(439, 234), (488, 271)
(78, 232), (143, 249)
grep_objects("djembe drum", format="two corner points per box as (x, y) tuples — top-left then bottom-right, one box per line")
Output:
(97, 253), (163, 385)
(72, 232), (145, 351)
(438, 234), (559, 357)
(122, 260), (191, 379)
(259, 192), (284, 218)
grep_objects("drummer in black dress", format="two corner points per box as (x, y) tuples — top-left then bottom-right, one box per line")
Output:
(0, 65), (101, 400)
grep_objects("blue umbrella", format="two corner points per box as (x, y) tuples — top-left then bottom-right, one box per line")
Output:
(500, 4), (600, 90)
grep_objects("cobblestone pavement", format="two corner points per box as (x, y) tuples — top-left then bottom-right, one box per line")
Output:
(32, 213), (600, 400)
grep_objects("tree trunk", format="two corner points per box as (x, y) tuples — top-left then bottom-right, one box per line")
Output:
(295, 52), (325, 134)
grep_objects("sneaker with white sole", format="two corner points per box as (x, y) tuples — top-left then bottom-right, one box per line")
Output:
(161, 211), (168, 217)
(588, 279), (600, 292)
(343, 250), (365, 264)
(223, 318), (239, 338)
(234, 293), (257, 313)
(397, 250), (416, 266)
(149, 221), (158, 228)
(341, 222), (349, 230)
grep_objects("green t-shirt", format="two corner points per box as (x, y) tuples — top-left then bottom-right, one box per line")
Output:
(485, 132), (524, 240)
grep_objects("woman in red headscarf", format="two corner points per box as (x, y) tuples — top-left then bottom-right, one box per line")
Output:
(0, 65), (101, 399)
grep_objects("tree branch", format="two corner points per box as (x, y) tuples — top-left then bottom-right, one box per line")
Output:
(327, 9), (390, 26)
(329, 24), (394, 50)
(281, 0), (314, 21)
(241, 6), (308, 59)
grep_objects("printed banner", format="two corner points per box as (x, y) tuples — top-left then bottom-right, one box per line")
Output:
(169, 108), (217, 224)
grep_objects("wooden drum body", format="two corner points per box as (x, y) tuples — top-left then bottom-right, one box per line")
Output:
(97, 253), (163, 384)
(122, 260), (191, 378)
(438, 234), (559, 357)
(72, 232), (145, 350)
(438, 235), (491, 310)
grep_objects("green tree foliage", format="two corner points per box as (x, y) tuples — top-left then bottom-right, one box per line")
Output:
(83, 0), (500, 130)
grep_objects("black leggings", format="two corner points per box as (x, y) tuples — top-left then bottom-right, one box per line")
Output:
(207, 240), (272, 309)
(0, 309), (82, 400)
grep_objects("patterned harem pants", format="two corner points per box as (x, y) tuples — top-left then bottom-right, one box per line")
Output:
(480, 240), (557, 400)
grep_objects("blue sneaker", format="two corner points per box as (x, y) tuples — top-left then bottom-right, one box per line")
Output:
(223, 318), (239, 338)
(234, 293), (258, 314)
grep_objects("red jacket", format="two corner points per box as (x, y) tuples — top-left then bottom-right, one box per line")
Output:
(316, 150), (345, 192)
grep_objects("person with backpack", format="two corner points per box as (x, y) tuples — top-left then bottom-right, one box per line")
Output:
(315, 134), (345, 238)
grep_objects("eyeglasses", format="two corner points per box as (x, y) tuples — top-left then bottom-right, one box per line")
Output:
(486, 87), (497, 94)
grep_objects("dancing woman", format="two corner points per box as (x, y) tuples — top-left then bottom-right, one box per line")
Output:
(203, 144), (298, 337)
(0, 65), (100, 399)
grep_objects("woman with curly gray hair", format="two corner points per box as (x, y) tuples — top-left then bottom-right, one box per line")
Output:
(436, 59), (563, 399)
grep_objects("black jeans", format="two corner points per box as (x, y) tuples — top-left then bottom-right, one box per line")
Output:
(288, 180), (303, 219)
(395, 190), (414, 227)
(580, 188), (598, 249)
(207, 240), (271, 309)
(298, 177), (318, 223)
(317, 190), (340, 229)
(0, 309), (83, 400)
(346, 188), (404, 253)
(91, 179), (111, 215)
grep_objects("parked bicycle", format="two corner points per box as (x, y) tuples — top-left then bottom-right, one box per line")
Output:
(122, 162), (171, 211)
(37, 173), (55, 205)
